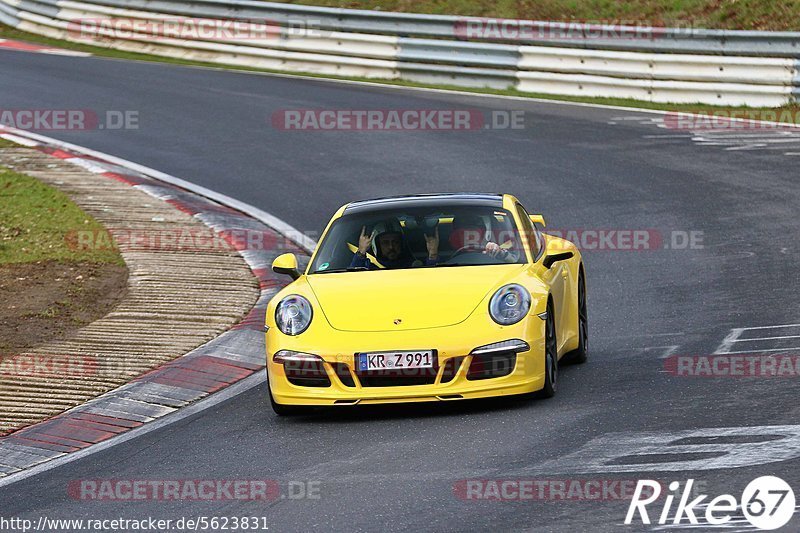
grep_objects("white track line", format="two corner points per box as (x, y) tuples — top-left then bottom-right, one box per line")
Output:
(715, 324), (800, 355)
(715, 347), (800, 355)
(731, 335), (800, 342)
(0, 133), (38, 146)
(733, 323), (800, 330)
(715, 329), (745, 355)
(644, 345), (680, 359)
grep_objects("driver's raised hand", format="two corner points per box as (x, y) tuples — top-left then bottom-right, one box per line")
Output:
(358, 226), (375, 255)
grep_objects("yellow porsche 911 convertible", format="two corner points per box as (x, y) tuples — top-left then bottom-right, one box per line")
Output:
(265, 193), (586, 415)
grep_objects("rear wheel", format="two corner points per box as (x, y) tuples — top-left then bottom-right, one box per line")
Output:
(538, 300), (558, 398)
(564, 269), (588, 365)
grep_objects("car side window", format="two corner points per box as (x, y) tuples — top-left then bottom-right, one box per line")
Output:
(515, 204), (541, 260)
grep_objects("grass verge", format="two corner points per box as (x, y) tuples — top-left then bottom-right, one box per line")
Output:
(0, 164), (124, 265)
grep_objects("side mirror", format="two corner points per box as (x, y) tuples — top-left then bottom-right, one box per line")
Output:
(543, 251), (573, 269)
(272, 253), (300, 280)
(529, 214), (546, 227)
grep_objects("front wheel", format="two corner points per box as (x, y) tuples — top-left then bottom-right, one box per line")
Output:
(564, 269), (588, 365)
(538, 300), (558, 398)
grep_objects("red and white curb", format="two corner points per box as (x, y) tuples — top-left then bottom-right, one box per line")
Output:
(0, 38), (91, 56)
(0, 126), (314, 486)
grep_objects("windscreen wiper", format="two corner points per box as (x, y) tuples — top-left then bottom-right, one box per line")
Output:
(313, 266), (370, 274)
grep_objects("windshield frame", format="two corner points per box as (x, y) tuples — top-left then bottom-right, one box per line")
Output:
(305, 200), (530, 275)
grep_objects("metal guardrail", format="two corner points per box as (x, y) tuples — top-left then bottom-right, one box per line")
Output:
(46, 0), (800, 57)
(1, 0), (798, 106)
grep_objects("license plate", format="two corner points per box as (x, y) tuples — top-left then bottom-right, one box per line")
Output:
(357, 350), (434, 371)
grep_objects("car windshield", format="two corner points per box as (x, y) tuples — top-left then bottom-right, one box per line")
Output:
(308, 204), (527, 274)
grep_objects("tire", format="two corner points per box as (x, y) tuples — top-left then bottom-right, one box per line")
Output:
(538, 300), (558, 398)
(564, 269), (588, 365)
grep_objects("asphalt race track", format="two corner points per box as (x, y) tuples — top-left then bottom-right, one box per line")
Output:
(1, 50), (799, 531)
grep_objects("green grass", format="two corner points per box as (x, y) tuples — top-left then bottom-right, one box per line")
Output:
(281, 0), (800, 31)
(0, 165), (124, 265)
(2, 23), (800, 122)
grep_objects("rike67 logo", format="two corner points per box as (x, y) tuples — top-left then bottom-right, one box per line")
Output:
(625, 476), (796, 530)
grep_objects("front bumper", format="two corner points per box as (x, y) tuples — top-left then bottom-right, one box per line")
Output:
(266, 316), (546, 406)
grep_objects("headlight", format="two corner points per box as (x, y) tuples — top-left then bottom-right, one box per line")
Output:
(275, 295), (313, 335)
(489, 284), (531, 325)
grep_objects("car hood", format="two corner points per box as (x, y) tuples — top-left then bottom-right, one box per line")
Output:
(306, 265), (525, 332)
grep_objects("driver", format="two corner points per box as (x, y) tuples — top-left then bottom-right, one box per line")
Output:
(449, 215), (519, 262)
(350, 221), (439, 269)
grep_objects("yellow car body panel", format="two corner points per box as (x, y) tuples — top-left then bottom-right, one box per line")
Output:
(265, 194), (584, 407)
